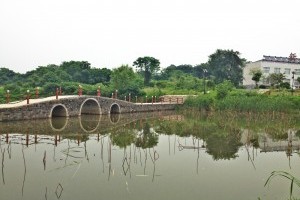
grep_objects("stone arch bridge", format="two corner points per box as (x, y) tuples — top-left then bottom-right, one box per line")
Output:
(0, 95), (181, 122)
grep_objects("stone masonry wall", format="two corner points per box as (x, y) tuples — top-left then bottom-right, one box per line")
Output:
(0, 96), (179, 122)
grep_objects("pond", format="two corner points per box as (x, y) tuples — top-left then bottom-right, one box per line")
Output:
(1, 111), (300, 200)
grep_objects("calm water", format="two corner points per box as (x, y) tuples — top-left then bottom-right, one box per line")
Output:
(1, 111), (300, 200)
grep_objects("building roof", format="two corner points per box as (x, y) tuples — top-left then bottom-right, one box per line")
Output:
(262, 55), (300, 64)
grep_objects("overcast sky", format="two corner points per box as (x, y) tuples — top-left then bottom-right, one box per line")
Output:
(0, 0), (299, 73)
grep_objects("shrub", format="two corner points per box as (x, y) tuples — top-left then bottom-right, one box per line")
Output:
(215, 80), (234, 99)
(183, 95), (214, 111)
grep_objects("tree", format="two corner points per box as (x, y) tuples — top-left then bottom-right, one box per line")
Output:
(207, 49), (246, 87)
(215, 80), (234, 99)
(133, 56), (160, 86)
(110, 65), (144, 97)
(268, 73), (285, 88)
(0, 68), (22, 85)
(250, 69), (262, 88)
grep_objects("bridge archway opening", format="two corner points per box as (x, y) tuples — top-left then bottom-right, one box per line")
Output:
(50, 104), (68, 118)
(110, 103), (120, 114)
(80, 98), (101, 115)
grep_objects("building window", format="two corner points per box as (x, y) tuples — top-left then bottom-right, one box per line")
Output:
(263, 67), (270, 73)
(274, 68), (280, 74)
(284, 68), (291, 75)
(295, 69), (300, 75)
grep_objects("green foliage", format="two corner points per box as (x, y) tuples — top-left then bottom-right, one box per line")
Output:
(268, 73), (285, 87)
(183, 95), (214, 111)
(250, 68), (262, 88)
(110, 65), (144, 98)
(133, 56), (160, 86)
(280, 82), (291, 89)
(207, 49), (246, 86)
(0, 68), (23, 85)
(175, 75), (202, 90)
(215, 80), (234, 99)
(215, 95), (299, 113)
(143, 87), (165, 99)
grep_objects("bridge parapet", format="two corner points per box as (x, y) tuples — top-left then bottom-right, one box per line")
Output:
(0, 95), (180, 121)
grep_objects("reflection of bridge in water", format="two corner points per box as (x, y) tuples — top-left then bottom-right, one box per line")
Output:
(0, 111), (183, 146)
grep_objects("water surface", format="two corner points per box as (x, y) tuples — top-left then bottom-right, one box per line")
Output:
(1, 111), (300, 200)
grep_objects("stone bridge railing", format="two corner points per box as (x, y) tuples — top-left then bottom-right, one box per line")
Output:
(0, 95), (181, 122)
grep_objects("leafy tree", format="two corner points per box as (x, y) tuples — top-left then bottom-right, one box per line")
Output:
(250, 69), (262, 88)
(0, 68), (22, 85)
(110, 65), (144, 97)
(133, 56), (160, 86)
(215, 80), (234, 99)
(175, 75), (202, 90)
(207, 49), (246, 86)
(296, 77), (300, 86)
(268, 73), (285, 88)
(89, 68), (111, 85)
(280, 82), (290, 89)
(194, 63), (210, 78)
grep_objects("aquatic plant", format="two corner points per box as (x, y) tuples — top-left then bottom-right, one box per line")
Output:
(265, 171), (300, 199)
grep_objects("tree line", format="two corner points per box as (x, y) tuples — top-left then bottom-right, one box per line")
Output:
(0, 49), (247, 102)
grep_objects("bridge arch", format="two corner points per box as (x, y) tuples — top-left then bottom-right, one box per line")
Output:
(110, 103), (121, 114)
(79, 98), (101, 115)
(49, 104), (69, 118)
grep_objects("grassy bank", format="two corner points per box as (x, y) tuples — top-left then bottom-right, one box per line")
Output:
(182, 91), (300, 113)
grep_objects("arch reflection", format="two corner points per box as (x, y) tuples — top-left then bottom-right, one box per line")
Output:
(110, 114), (120, 124)
(79, 115), (101, 133)
(50, 117), (68, 132)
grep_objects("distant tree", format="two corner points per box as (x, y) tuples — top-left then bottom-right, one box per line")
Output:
(297, 77), (300, 86)
(0, 68), (22, 85)
(110, 65), (144, 97)
(250, 69), (262, 88)
(268, 73), (285, 88)
(207, 49), (246, 86)
(194, 63), (210, 78)
(89, 68), (111, 85)
(133, 56), (160, 86)
(215, 80), (234, 99)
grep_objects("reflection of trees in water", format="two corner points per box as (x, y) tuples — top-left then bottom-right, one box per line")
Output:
(135, 123), (158, 149)
(205, 131), (242, 160)
(111, 129), (136, 148)
(62, 134), (90, 144)
(265, 126), (289, 141)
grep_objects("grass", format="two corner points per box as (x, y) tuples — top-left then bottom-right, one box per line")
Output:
(181, 90), (300, 114)
(265, 171), (300, 200)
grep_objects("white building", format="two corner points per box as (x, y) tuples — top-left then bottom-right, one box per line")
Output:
(243, 54), (300, 88)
